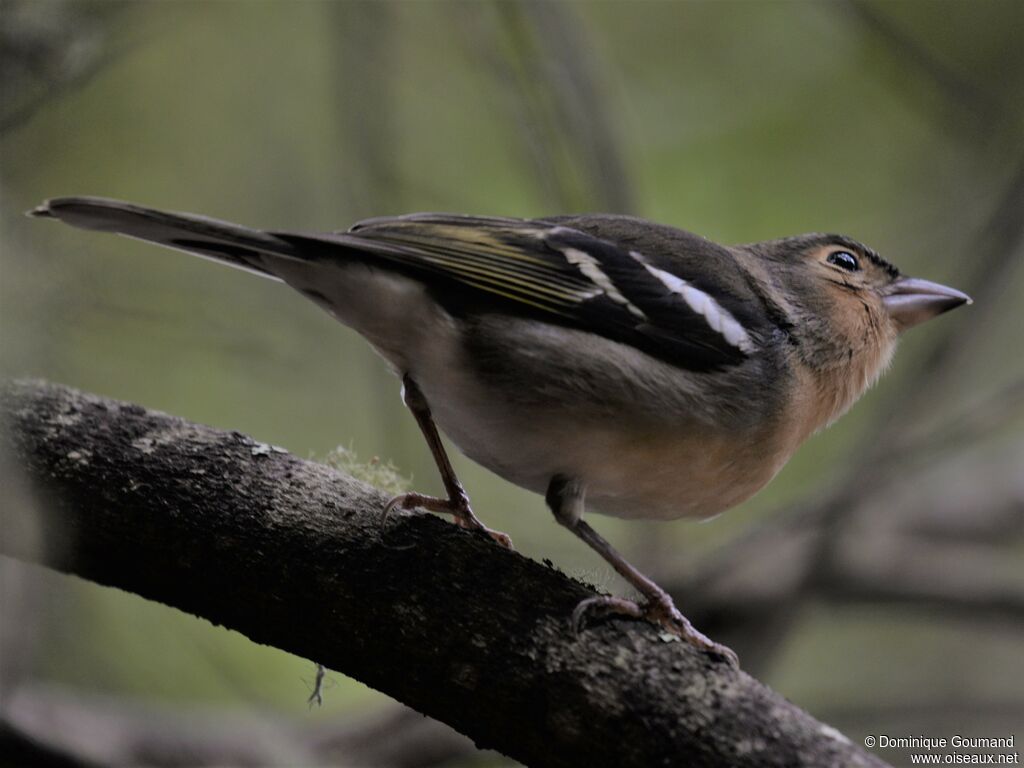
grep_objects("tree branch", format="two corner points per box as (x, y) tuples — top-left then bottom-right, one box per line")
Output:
(0, 379), (887, 768)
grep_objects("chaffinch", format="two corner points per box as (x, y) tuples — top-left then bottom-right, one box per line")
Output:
(31, 196), (971, 665)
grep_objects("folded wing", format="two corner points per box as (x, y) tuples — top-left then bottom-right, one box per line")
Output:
(288, 213), (761, 371)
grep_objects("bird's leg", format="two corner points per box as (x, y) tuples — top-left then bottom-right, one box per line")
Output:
(382, 375), (512, 549)
(545, 475), (738, 667)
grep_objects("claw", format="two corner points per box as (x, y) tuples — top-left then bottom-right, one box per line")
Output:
(380, 494), (405, 527)
(381, 492), (513, 549)
(380, 491), (442, 527)
(572, 594), (739, 668)
(479, 527), (514, 549)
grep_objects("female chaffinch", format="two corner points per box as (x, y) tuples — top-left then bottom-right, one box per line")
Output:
(31, 196), (970, 665)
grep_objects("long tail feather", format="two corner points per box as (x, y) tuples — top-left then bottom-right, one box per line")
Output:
(29, 196), (306, 279)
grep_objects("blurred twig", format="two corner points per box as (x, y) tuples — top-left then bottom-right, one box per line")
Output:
(455, 1), (635, 213)
(0, 1), (134, 135)
(0, 719), (101, 768)
(839, 0), (1007, 141)
(510, 0), (635, 213)
(909, 158), (1024, 386)
(826, 541), (1024, 623)
(329, 0), (400, 219)
(1, 683), (483, 768)
(675, 471), (1024, 671)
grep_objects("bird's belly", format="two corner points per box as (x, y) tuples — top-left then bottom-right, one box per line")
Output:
(420, 366), (786, 521)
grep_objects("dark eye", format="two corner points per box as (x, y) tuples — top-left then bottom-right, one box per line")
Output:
(827, 250), (860, 272)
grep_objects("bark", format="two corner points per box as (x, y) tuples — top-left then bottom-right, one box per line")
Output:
(0, 379), (887, 768)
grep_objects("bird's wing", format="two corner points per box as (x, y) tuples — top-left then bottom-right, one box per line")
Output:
(278, 214), (760, 371)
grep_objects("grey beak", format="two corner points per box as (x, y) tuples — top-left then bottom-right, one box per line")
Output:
(883, 276), (972, 332)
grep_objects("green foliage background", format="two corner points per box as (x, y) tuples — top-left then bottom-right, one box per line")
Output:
(2, 1), (1022, 764)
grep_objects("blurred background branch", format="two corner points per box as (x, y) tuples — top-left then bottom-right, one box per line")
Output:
(2, 682), (477, 768)
(453, 0), (635, 213)
(0, 0), (135, 135)
(839, 0), (1006, 142)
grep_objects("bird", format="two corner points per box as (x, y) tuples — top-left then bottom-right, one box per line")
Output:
(30, 196), (971, 665)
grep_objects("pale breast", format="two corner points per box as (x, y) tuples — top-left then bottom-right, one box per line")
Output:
(579, 423), (793, 519)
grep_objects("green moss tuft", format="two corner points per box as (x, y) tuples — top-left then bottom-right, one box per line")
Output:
(319, 444), (410, 496)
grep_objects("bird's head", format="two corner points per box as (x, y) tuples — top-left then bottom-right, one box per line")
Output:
(741, 233), (971, 426)
(748, 233), (971, 364)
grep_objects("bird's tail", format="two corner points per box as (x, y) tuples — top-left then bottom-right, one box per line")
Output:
(29, 196), (307, 280)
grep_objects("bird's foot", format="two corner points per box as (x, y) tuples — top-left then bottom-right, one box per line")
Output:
(381, 491), (513, 549)
(571, 593), (739, 668)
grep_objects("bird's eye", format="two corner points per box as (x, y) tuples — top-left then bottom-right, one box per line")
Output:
(827, 250), (860, 272)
